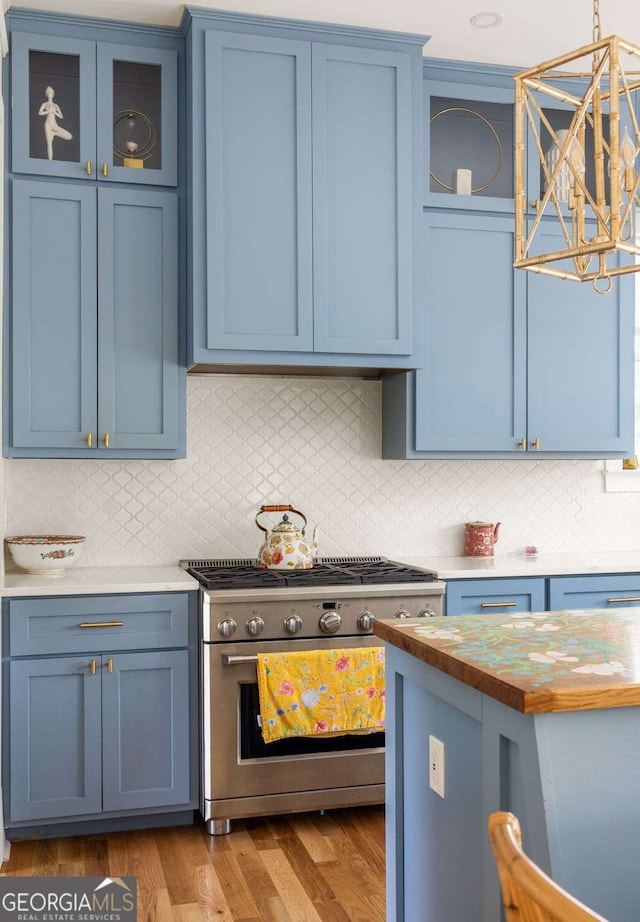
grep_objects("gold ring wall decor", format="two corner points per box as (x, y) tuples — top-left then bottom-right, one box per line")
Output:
(429, 107), (504, 193)
(112, 108), (157, 163)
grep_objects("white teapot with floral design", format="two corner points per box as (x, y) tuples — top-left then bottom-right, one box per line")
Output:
(256, 505), (318, 569)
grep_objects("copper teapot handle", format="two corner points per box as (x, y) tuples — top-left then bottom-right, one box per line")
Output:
(255, 505), (307, 533)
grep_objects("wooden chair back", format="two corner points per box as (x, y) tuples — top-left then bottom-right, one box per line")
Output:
(488, 812), (610, 922)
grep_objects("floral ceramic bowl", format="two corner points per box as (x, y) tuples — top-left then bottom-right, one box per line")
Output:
(5, 535), (86, 575)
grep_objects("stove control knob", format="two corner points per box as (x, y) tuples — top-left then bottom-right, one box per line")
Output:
(284, 615), (303, 634)
(357, 612), (375, 631)
(218, 618), (237, 638)
(319, 611), (342, 634)
(394, 609), (412, 620)
(246, 617), (265, 636)
(418, 606), (437, 618)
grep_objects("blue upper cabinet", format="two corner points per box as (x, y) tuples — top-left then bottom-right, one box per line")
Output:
(186, 11), (427, 372)
(526, 225), (634, 454)
(382, 62), (635, 460)
(415, 211), (527, 453)
(383, 213), (634, 459)
(203, 31), (314, 353)
(8, 181), (183, 458)
(11, 31), (177, 186)
(6, 13), (185, 459)
(311, 44), (413, 355)
(10, 180), (98, 452)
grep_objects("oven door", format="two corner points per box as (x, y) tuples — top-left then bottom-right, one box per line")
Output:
(202, 635), (385, 818)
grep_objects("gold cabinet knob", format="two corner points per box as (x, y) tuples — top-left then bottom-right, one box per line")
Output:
(532, 437), (541, 450)
(518, 437), (526, 450)
(86, 433), (93, 448)
(104, 433), (110, 448)
(90, 658), (97, 676)
(107, 658), (113, 674)
(86, 161), (92, 175)
(102, 163), (109, 177)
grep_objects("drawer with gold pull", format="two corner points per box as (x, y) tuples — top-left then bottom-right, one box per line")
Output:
(445, 577), (547, 616)
(7, 592), (191, 656)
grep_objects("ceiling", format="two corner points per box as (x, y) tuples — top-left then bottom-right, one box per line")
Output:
(6, 0), (640, 68)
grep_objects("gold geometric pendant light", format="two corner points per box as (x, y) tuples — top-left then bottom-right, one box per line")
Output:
(514, 0), (640, 291)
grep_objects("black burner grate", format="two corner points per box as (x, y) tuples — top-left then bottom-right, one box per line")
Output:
(186, 557), (436, 590)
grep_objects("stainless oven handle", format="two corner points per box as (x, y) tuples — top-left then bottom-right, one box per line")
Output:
(222, 654), (258, 665)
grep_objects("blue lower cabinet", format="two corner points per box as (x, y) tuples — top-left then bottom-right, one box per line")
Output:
(4, 591), (197, 833)
(548, 575), (640, 612)
(445, 577), (547, 616)
(7, 180), (184, 459)
(102, 650), (190, 812)
(9, 656), (103, 822)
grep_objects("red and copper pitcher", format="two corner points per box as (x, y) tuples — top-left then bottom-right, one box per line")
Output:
(464, 521), (501, 557)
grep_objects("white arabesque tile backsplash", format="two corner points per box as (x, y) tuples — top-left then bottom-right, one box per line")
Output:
(5, 373), (640, 566)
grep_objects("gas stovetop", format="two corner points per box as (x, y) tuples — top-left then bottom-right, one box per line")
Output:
(181, 556), (438, 591)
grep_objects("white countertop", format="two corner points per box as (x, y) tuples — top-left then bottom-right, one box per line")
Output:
(3, 554), (640, 595)
(0, 565), (199, 597)
(396, 552), (640, 579)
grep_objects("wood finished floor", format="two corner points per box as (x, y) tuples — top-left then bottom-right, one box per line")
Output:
(0, 806), (386, 921)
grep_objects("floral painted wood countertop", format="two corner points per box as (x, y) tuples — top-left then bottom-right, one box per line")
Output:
(373, 609), (640, 713)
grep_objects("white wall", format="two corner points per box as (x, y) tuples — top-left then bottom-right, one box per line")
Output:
(5, 372), (640, 564)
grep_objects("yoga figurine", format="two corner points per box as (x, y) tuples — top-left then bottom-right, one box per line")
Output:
(38, 85), (72, 160)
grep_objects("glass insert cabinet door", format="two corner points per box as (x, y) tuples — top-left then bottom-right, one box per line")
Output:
(96, 43), (177, 186)
(11, 33), (177, 186)
(11, 33), (95, 179)
(424, 81), (514, 211)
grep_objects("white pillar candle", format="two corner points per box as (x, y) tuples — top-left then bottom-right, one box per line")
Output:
(455, 168), (472, 195)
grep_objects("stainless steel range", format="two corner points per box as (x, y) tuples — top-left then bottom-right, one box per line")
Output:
(182, 556), (445, 835)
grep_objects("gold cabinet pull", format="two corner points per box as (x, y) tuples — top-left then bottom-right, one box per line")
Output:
(102, 163), (108, 177)
(104, 433), (110, 448)
(532, 438), (540, 450)
(90, 658), (97, 675)
(86, 433), (93, 448)
(518, 437), (526, 450)
(532, 199), (540, 211)
(79, 621), (124, 629)
(480, 601), (517, 608)
(107, 658), (114, 673)
(607, 597), (640, 604)
(86, 161), (92, 175)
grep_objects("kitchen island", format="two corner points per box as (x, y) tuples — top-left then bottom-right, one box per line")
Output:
(374, 609), (640, 922)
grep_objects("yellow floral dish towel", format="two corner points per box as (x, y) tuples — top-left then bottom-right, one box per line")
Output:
(256, 647), (385, 743)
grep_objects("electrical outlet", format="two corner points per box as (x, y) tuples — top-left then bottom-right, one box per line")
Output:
(429, 734), (445, 798)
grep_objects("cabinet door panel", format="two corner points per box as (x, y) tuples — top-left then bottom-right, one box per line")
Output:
(416, 212), (527, 451)
(445, 577), (547, 616)
(97, 188), (180, 450)
(312, 44), (413, 354)
(11, 180), (97, 449)
(527, 226), (634, 453)
(96, 43), (178, 186)
(101, 650), (190, 811)
(9, 657), (102, 821)
(203, 31), (313, 351)
(11, 32), (96, 179)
